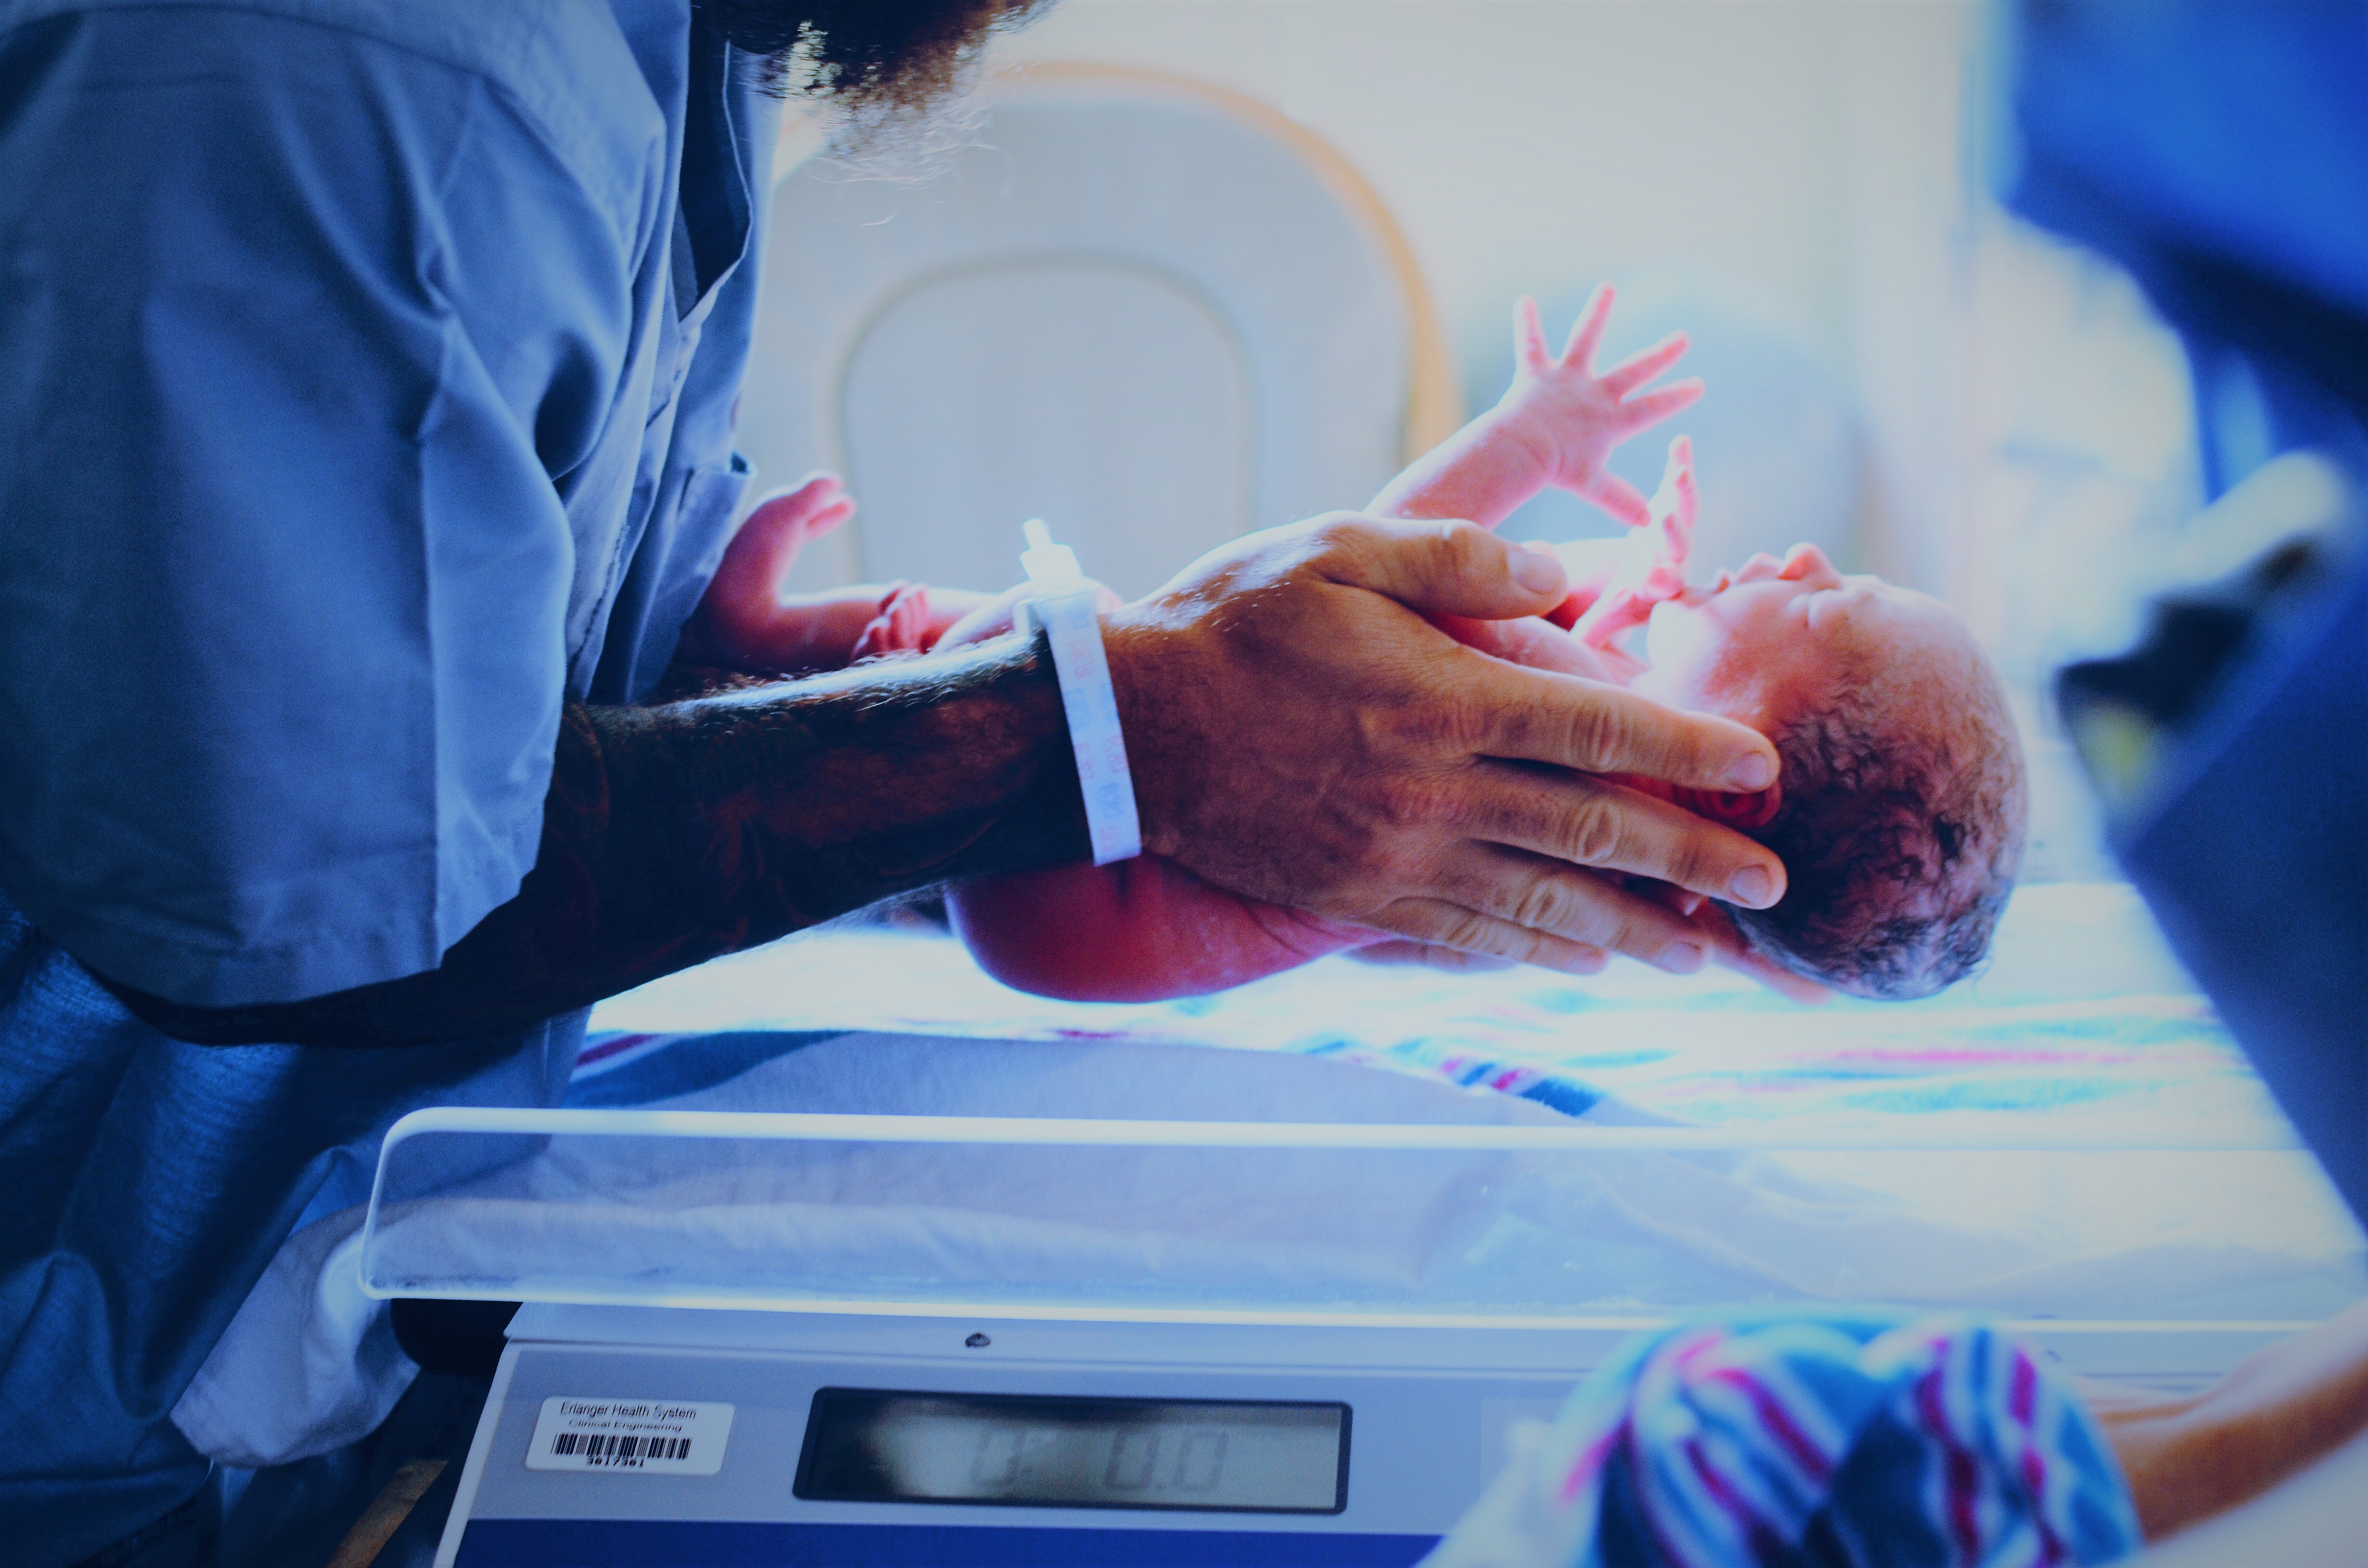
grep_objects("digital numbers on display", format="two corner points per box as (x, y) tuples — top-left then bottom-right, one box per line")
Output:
(794, 1389), (1348, 1514)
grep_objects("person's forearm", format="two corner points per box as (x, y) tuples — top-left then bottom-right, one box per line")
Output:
(2085, 1300), (2368, 1540)
(1366, 404), (1559, 529)
(111, 633), (1088, 1047)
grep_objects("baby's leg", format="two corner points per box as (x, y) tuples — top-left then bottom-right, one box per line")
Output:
(938, 589), (1381, 1000)
(950, 858), (1377, 1003)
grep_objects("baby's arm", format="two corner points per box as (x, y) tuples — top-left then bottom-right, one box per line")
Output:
(1370, 286), (1702, 530)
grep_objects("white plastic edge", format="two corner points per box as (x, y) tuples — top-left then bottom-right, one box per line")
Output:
(370, 1106), (2302, 1153)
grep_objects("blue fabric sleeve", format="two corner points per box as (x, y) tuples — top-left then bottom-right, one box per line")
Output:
(0, 6), (647, 1005)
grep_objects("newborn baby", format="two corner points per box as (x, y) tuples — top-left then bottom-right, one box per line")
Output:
(1538, 444), (2029, 1000)
(689, 288), (2024, 1002)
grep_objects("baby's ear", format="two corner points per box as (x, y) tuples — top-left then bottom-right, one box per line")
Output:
(1671, 783), (1781, 829)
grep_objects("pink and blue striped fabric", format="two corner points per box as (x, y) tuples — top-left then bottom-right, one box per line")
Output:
(1427, 1313), (2140, 1568)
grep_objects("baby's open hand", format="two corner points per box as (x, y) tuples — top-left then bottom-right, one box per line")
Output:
(1500, 284), (1703, 528)
(1571, 436), (1697, 650)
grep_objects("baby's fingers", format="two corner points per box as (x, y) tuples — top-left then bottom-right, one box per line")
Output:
(1614, 379), (1705, 434)
(1562, 281), (1616, 372)
(1599, 331), (1690, 398)
(1651, 436), (1698, 532)
(1514, 295), (1553, 375)
(1575, 468), (1653, 530)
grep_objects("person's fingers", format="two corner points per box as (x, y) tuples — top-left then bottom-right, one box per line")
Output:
(1457, 765), (1784, 910)
(1615, 379), (1705, 434)
(1452, 658), (1777, 798)
(1631, 878), (1709, 921)
(1598, 331), (1690, 398)
(1424, 843), (1714, 971)
(1364, 897), (1615, 976)
(1574, 469), (1653, 529)
(1345, 939), (1527, 974)
(1514, 295), (1551, 375)
(1676, 899), (1832, 1003)
(1562, 281), (1615, 371)
(1713, 933), (1833, 1004)
(1430, 612), (1608, 678)
(1305, 515), (1569, 621)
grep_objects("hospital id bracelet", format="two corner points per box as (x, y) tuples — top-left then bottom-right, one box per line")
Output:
(1015, 520), (1143, 866)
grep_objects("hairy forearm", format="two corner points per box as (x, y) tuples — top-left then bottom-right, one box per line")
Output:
(114, 633), (1088, 1047)
(1366, 404), (1559, 528)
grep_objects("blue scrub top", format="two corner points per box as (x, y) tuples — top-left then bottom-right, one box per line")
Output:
(2003, 0), (2368, 489)
(0, 2), (777, 1559)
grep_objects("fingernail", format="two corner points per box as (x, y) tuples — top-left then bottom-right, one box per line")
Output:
(1657, 942), (1706, 974)
(1728, 866), (1775, 907)
(1727, 753), (1776, 791)
(1511, 548), (1563, 596)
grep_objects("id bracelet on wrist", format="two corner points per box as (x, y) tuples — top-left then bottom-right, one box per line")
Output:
(1015, 520), (1142, 866)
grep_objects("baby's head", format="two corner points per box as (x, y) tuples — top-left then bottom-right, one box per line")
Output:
(1634, 545), (2026, 1000)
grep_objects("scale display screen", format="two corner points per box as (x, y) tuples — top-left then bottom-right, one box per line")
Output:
(794, 1389), (1350, 1514)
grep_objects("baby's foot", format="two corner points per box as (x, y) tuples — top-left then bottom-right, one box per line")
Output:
(679, 472), (857, 671)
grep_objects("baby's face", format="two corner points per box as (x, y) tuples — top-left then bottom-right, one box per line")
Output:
(1629, 545), (1974, 734)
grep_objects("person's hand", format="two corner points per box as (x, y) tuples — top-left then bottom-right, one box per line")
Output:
(1569, 435), (1698, 653)
(1496, 285), (1704, 528)
(676, 471), (988, 673)
(1629, 880), (1833, 1003)
(1345, 939), (1520, 975)
(1101, 514), (1787, 975)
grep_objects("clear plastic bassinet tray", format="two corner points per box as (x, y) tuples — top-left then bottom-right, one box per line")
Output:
(360, 1107), (2367, 1330)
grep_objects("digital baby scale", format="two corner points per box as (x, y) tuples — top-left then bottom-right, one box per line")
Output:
(362, 1107), (2338, 1566)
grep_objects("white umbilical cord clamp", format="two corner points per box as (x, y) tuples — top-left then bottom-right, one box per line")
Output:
(1015, 519), (1142, 866)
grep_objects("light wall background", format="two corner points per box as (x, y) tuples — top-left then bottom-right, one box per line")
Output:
(974, 0), (1985, 586)
(779, 0), (2208, 878)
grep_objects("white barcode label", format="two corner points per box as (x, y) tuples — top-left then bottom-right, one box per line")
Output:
(526, 1397), (732, 1475)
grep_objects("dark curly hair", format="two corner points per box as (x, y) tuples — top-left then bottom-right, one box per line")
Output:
(703, 0), (1051, 112)
(1727, 650), (2027, 1000)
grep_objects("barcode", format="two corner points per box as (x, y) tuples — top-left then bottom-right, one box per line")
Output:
(550, 1433), (693, 1465)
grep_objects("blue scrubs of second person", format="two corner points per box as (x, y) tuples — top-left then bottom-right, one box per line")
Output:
(0, 2), (778, 1560)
